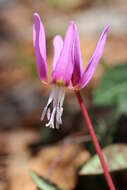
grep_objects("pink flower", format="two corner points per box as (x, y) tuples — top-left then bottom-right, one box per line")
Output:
(33, 13), (109, 129)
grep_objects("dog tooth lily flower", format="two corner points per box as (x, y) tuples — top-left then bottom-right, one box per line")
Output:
(33, 15), (115, 190)
(33, 13), (75, 129)
(33, 13), (109, 129)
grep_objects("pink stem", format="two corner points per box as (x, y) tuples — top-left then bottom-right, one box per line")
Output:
(75, 90), (115, 190)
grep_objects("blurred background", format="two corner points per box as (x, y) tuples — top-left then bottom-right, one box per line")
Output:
(0, 0), (127, 190)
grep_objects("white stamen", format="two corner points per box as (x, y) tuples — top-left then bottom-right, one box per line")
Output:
(59, 88), (65, 107)
(41, 87), (56, 121)
(56, 106), (63, 124)
(47, 108), (51, 121)
(56, 88), (65, 126)
(41, 86), (65, 129)
(46, 107), (56, 128)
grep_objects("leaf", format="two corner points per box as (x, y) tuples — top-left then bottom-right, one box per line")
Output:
(30, 171), (63, 190)
(79, 144), (127, 175)
(93, 64), (127, 110)
(117, 93), (127, 115)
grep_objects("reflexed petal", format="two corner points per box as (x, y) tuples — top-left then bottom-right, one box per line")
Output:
(72, 23), (83, 86)
(52, 21), (75, 86)
(33, 13), (48, 81)
(79, 25), (109, 89)
(52, 35), (63, 73)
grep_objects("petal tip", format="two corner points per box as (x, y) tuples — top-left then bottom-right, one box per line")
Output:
(70, 20), (75, 24)
(34, 12), (40, 18)
(69, 20), (76, 27)
(33, 13), (41, 23)
(53, 35), (62, 42)
(105, 25), (110, 32)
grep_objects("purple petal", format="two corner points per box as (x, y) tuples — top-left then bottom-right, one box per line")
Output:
(72, 23), (83, 86)
(52, 35), (63, 73)
(52, 22), (75, 86)
(79, 25), (109, 89)
(33, 13), (48, 81)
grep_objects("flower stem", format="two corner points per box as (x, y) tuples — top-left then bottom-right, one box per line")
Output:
(75, 90), (115, 190)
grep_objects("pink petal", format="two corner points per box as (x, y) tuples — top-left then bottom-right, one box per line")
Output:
(72, 23), (83, 86)
(52, 35), (63, 73)
(52, 22), (75, 86)
(33, 13), (48, 81)
(79, 25), (109, 89)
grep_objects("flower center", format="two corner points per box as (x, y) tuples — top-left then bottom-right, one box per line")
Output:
(41, 86), (65, 129)
(56, 80), (65, 87)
